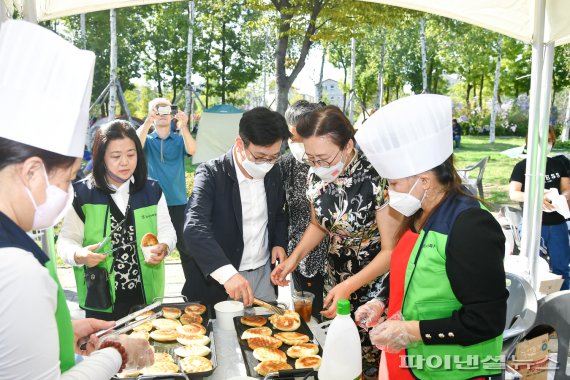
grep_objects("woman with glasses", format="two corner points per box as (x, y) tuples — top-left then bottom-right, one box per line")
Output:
(58, 120), (177, 320)
(279, 100), (329, 321)
(272, 106), (402, 372)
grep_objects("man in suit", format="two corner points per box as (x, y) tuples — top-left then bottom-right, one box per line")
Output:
(183, 107), (291, 307)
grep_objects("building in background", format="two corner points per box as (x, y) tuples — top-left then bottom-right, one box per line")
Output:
(316, 79), (344, 109)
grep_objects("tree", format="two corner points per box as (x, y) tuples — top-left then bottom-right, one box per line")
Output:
(437, 19), (496, 109)
(420, 17), (428, 93)
(489, 34), (503, 144)
(138, 2), (189, 102)
(328, 41), (351, 111)
(61, 9), (146, 116)
(194, 0), (264, 107)
(258, 0), (326, 114)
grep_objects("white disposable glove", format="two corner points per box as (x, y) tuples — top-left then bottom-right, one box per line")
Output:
(369, 311), (417, 353)
(98, 333), (155, 371)
(354, 298), (386, 328)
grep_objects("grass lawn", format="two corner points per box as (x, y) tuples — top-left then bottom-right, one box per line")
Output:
(454, 136), (570, 209)
(453, 136), (523, 208)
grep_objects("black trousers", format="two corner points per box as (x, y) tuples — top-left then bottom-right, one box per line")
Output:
(169, 204), (197, 300)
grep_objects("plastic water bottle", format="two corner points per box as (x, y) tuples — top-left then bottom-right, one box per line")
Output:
(319, 299), (362, 380)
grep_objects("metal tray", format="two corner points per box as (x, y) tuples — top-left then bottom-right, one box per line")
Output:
(113, 301), (217, 380)
(233, 313), (321, 379)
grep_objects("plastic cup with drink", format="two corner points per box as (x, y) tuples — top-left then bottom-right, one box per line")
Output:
(292, 291), (314, 323)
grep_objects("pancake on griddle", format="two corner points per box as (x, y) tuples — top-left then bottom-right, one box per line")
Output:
(254, 360), (292, 376)
(247, 335), (283, 350)
(240, 326), (272, 340)
(274, 331), (309, 345)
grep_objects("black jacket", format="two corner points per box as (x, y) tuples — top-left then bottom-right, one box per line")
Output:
(182, 149), (287, 306)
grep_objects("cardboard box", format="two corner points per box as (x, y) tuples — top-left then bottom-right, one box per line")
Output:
(508, 334), (549, 380)
(538, 273), (564, 295)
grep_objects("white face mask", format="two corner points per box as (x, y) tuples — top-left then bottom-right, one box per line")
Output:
(547, 143), (553, 154)
(309, 153), (345, 183)
(288, 140), (305, 164)
(25, 165), (74, 230)
(388, 178), (425, 217)
(242, 159), (274, 179)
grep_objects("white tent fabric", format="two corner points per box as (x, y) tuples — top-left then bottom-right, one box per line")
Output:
(192, 105), (243, 165)
(365, 0), (570, 46)
(3, 0), (182, 21)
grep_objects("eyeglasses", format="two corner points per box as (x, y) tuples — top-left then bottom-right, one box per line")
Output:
(302, 149), (342, 168)
(246, 147), (281, 164)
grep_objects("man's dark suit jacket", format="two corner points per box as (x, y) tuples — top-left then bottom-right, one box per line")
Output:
(182, 149), (287, 307)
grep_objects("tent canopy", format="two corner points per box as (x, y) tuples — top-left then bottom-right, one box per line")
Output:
(4, 0), (569, 44)
(3, 0), (182, 21)
(366, 0), (570, 46)
(192, 104), (243, 165)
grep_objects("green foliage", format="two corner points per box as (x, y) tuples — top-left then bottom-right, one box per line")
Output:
(137, 2), (189, 101)
(61, 10), (146, 116)
(194, 0), (264, 106)
(507, 107), (529, 137)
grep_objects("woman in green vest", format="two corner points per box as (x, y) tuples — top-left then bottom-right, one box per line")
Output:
(0, 20), (153, 379)
(355, 95), (507, 380)
(58, 120), (177, 321)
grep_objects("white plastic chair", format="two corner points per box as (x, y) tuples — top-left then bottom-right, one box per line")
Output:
(457, 156), (489, 199)
(502, 272), (538, 358)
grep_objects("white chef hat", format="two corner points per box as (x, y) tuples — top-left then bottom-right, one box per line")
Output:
(0, 20), (95, 158)
(355, 94), (452, 179)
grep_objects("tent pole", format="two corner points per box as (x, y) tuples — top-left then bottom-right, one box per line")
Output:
(531, 41), (555, 288)
(117, 81), (133, 125)
(0, 0), (9, 22)
(23, 0), (37, 23)
(80, 14), (87, 49)
(89, 82), (111, 114)
(349, 36), (356, 123)
(521, 0), (546, 288)
(185, 0), (195, 128)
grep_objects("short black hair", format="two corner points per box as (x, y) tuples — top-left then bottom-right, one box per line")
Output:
(284, 100), (324, 127)
(296, 105), (355, 149)
(239, 107), (291, 147)
(91, 120), (147, 194)
(0, 137), (77, 173)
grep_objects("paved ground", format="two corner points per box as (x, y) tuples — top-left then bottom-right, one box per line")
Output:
(58, 260), (186, 319)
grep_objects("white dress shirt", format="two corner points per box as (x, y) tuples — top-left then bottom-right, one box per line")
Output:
(210, 148), (270, 285)
(57, 177), (177, 265)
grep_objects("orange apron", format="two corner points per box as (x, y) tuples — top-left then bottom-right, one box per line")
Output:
(381, 229), (490, 380)
(384, 229), (418, 380)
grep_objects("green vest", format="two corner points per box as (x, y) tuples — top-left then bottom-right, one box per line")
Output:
(72, 179), (165, 313)
(402, 195), (503, 379)
(0, 217), (75, 373)
(46, 257), (76, 372)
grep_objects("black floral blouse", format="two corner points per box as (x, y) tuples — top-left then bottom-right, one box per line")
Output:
(279, 154), (329, 278)
(307, 149), (388, 367)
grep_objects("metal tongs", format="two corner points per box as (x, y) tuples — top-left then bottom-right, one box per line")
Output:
(78, 300), (163, 351)
(253, 298), (286, 315)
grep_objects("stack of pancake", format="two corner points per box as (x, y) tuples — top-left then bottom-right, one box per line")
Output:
(119, 303), (213, 377)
